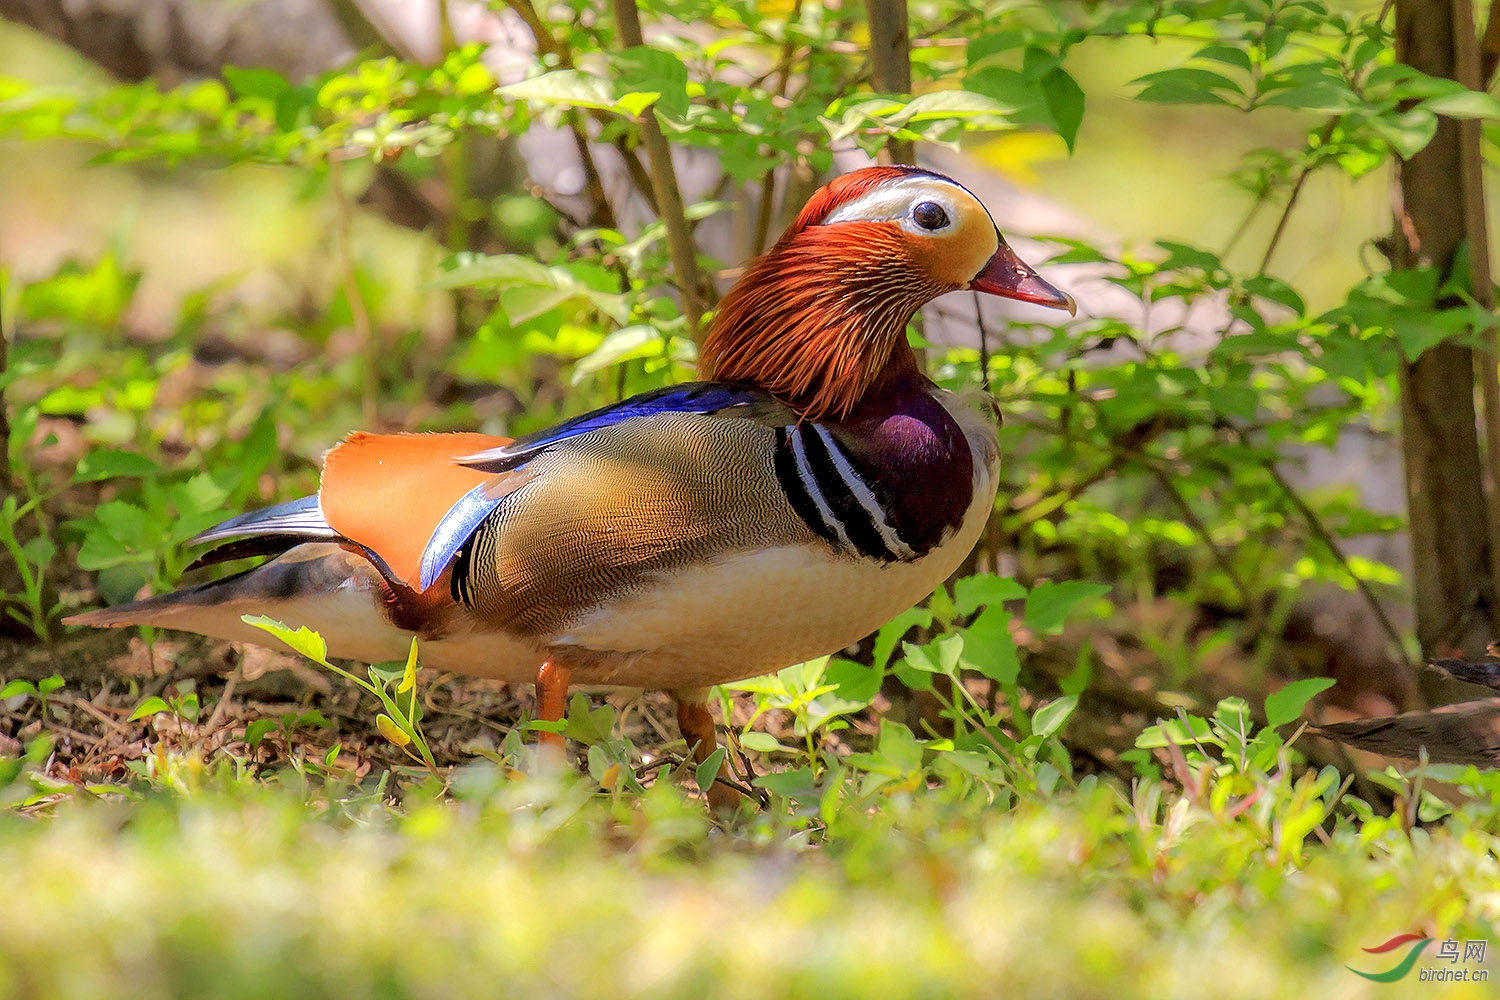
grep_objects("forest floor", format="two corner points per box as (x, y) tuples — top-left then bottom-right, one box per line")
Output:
(1, 616), (1498, 998)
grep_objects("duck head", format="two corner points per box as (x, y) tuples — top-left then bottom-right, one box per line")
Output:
(700, 165), (1074, 421)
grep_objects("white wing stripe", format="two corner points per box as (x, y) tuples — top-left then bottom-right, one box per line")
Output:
(790, 427), (858, 552)
(811, 425), (917, 560)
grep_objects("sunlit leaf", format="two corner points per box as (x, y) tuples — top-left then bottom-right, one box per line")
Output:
(1265, 677), (1337, 729)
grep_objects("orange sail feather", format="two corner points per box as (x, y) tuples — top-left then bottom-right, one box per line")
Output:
(319, 431), (509, 588)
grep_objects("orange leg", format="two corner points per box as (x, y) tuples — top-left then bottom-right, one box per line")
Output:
(535, 659), (573, 758)
(674, 693), (743, 812)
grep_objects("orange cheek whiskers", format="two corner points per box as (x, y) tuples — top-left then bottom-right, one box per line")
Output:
(701, 226), (939, 421)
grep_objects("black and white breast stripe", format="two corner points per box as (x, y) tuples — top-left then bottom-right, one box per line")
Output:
(773, 425), (919, 563)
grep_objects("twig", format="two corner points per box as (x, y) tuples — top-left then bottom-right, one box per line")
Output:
(0, 268), (11, 489)
(331, 159), (379, 427)
(1256, 446), (1420, 685)
(324, 0), (406, 60)
(611, 0), (704, 338)
(1005, 455), (1124, 528)
(203, 669), (240, 733)
(1259, 117), (1340, 275)
(972, 292), (991, 394)
(1141, 459), (1266, 633)
(1483, 0), (1500, 86)
(750, 0), (804, 257)
(503, 0), (619, 227)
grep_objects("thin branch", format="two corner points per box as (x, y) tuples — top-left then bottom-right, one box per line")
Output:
(972, 293), (991, 395)
(1259, 117), (1340, 275)
(611, 0), (703, 338)
(324, 0), (401, 58)
(568, 113), (618, 229)
(749, 0), (804, 257)
(0, 268), (11, 489)
(1005, 455), (1124, 528)
(1141, 459), (1266, 634)
(1256, 446), (1421, 692)
(504, 0), (654, 219)
(1484, 0), (1500, 86)
(331, 160), (379, 428)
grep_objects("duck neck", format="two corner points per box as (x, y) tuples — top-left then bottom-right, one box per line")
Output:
(700, 240), (943, 421)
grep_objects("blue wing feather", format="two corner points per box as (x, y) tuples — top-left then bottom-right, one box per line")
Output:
(420, 381), (767, 590)
(457, 382), (761, 473)
(419, 483), (505, 591)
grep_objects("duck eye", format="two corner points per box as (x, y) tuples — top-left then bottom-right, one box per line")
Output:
(911, 201), (950, 231)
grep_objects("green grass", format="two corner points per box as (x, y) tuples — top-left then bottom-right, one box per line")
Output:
(2, 739), (1497, 999)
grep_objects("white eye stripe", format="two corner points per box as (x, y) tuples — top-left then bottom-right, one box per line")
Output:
(819, 177), (969, 228)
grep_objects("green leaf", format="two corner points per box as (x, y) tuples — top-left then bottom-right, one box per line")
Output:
(1243, 275), (1306, 314)
(872, 607), (932, 671)
(431, 253), (629, 323)
(822, 658), (882, 707)
(222, 66), (290, 100)
(1193, 44), (1253, 73)
(244, 718), (277, 749)
(20, 533), (55, 568)
(1265, 677), (1337, 729)
(613, 46), (689, 119)
(176, 473), (230, 516)
(1039, 67), (1085, 152)
(694, 747), (727, 795)
(738, 731), (781, 753)
(0, 680), (36, 699)
(1423, 89), (1500, 120)
(93, 501), (151, 548)
(1133, 68), (1241, 106)
(953, 574), (1027, 615)
(499, 70), (618, 112)
(612, 92), (659, 117)
(1024, 580), (1111, 635)
(241, 615), (331, 666)
(900, 89), (1014, 124)
(72, 448), (159, 482)
(128, 696), (171, 721)
(753, 766), (816, 797)
(1031, 695), (1078, 738)
(960, 607), (1020, 684)
(1366, 107), (1437, 159)
(876, 720), (924, 773)
(1214, 696), (1251, 747)
(37, 675), (64, 695)
(571, 325), (664, 383)
(1135, 714), (1214, 749)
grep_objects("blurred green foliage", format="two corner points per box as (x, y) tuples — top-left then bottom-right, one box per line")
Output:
(1, 679), (1498, 998)
(4, 0), (1500, 990)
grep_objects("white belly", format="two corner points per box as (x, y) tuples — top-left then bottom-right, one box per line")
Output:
(550, 456), (997, 689)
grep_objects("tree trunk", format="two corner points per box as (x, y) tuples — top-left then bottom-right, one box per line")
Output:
(1394, 0), (1498, 668)
(867, 0), (913, 166)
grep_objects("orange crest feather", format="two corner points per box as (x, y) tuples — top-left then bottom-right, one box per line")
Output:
(701, 168), (956, 420)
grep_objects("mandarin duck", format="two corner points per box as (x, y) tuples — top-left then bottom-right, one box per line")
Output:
(66, 166), (1074, 803)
